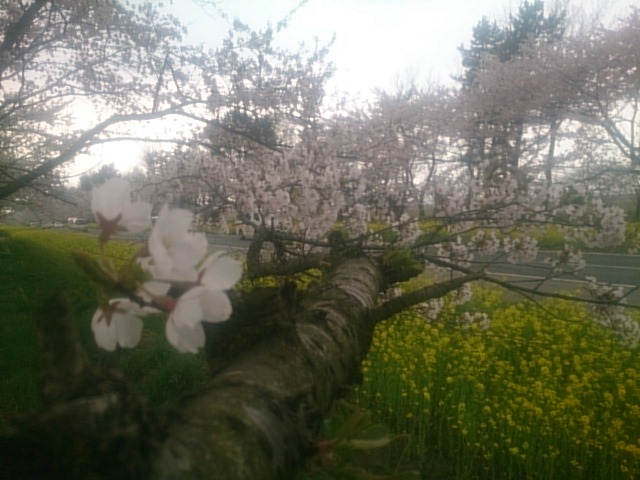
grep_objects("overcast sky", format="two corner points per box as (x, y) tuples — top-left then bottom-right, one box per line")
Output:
(70, 0), (637, 179)
(175, 0), (637, 96)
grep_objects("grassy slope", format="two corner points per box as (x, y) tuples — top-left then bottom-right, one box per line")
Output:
(1, 228), (88, 419)
(0, 228), (208, 425)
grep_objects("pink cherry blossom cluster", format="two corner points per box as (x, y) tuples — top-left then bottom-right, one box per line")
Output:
(555, 199), (626, 248)
(589, 199), (627, 248)
(436, 236), (474, 270)
(343, 203), (369, 239)
(503, 236), (539, 264)
(418, 298), (444, 321)
(586, 277), (640, 348)
(394, 213), (422, 247)
(450, 284), (473, 305)
(545, 244), (586, 273)
(456, 312), (491, 330)
(90, 178), (242, 353)
(469, 230), (501, 256)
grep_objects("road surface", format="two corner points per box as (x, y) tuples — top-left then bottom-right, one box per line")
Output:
(481, 251), (640, 306)
(90, 230), (640, 305)
(207, 235), (640, 305)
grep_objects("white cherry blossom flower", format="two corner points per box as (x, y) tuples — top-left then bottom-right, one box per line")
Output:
(91, 178), (151, 242)
(470, 230), (500, 256)
(91, 298), (146, 351)
(165, 318), (206, 354)
(585, 277), (639, 348)
(146, 204), (208, 282)
(450, 283), (473, 305)
(166, 252), (242, 353)
(436, 236), (473, 269)
(457, 312), (491, 330)
(546, 244), (586, 272)
(395, 213), (421, 247)
(419, 298), (444, 321)
(345, 203), (369, 239)
(503, 236), (538, 264)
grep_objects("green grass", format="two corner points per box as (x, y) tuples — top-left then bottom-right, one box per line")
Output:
(0, 227), (209, 426)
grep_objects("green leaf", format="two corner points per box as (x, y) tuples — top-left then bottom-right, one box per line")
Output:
(72, 250), (118, 291)
(118, 256), (148, 292)
(380, 249), (423, 286)
(342, 436), (396, 450)
(335, 408), (369, 441)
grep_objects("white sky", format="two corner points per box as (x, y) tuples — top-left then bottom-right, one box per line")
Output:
(179, 0), (636, 94)
(69, 0), (637, 180)
(180, 0), (516, 94)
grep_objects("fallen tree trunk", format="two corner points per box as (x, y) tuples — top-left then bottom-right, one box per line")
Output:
(153, 257), (382, 479)
(1, 257), (383, 479)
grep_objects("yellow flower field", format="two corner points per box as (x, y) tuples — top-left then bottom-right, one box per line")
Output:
(354, 287), (640, 479)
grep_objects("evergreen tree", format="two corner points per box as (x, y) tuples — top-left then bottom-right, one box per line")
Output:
(457, 1), (567, 182)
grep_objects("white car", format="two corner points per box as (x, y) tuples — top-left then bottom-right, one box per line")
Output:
(68, 218), (89, 231)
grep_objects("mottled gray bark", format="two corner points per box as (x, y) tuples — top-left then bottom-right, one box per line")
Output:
(153, 258), (382, 479)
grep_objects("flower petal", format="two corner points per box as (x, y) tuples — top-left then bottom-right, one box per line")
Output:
(91, 178), (130, 221)
(92, 299), (146, 351)
(141, 280), (171, 300)
(165, 318), (205, 353)
(92, 308), (117, 352)
(200, 289), (233, 323)
(113, 314), (143, 348)
(122, 201), (152, 233)
(147, 204), (207, 281)
(172, 288), (205, 327)
(154, 204), (192, 236)
(200, 254), (243, 290)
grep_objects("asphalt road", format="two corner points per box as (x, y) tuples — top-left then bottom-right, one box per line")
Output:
(480, 251), (640, 306)
(91, 230), (640, 305)
(207, 233), (640, 286)
(207, 234), (640, 305)
(484, 251), (639, 285)
(207, 233), (253, 250)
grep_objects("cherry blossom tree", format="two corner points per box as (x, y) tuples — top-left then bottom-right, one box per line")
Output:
(459, 5), (640, 214)
(0, 0), (199, 205)
(561, 7), (640, 215)
(3, 3), (640, 480)
(331, 82), (454, 221)
(140, 20), (343, 242)
(456, 0), (567, 187)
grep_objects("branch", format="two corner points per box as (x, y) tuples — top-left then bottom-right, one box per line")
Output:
(482, 274), (640, 311)
(0, 0), (49, 71)
(245, 229), (328, 280)
(0, 105), (200, 200)
(1, 293), (160, 479)
(370, 271), (485, 324)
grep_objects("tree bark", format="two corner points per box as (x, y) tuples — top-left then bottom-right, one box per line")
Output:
(1, 257), (382, 480)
